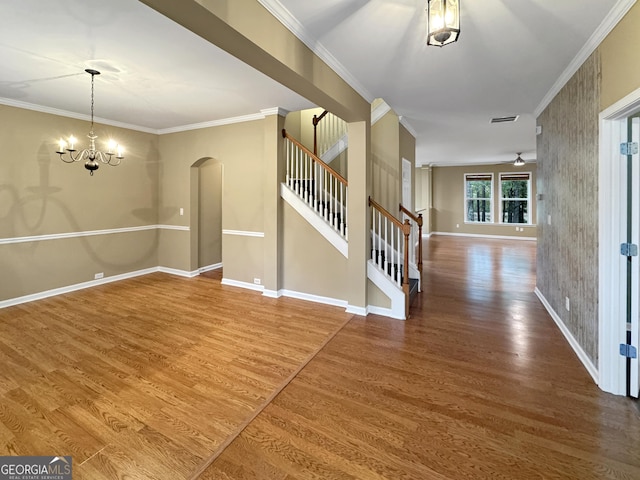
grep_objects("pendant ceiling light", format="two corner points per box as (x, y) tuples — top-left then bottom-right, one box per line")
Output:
(56, 69), (124, 176)
(427, 0), (460, 47)
(514, 153), (525, 167)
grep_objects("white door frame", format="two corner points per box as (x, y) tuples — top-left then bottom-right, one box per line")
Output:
(598, 86), (640, 395)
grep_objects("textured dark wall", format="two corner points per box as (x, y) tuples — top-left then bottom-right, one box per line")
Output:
(536, 52), (601, 364)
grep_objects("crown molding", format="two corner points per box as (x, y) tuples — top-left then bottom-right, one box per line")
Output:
(534, 0), (637, 117)
(399, 116), (418, 138)
(0, 97), (157, 133)
(156, 112), (268, 134)
(0, 97), (290, 135)
(256, 0), (373, 103)
(261, 107), (290, 117)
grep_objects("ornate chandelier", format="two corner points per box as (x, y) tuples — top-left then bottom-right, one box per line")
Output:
(56, 69), (124, 176)
(427, 0), (460, 47)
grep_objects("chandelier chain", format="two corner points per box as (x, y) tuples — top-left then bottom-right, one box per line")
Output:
(90, 73), (94, 131)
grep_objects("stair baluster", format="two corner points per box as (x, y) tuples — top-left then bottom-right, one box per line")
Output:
(282, 129), (348, 241)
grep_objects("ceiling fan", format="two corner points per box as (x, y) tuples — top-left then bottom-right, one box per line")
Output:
(513, 152), (525, 167)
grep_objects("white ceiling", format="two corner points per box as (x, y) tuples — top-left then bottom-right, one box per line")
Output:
(0, 0), (623, 166)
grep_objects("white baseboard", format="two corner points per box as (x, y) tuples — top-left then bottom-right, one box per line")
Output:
(221, 278), (265, 292)
(432, 231), (537, 241)
(278, 289), (347, 309)
(534, 287), (599, 384)
(158, 266), (200, 278)
(198, 262), (223, 273)
(0, 267), (158, 309)
(1, 263), (397, 323)
(346, 305), (367, 316)
(367, 305), (404, 320)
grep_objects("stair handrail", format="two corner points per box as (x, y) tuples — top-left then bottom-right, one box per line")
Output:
(369, 197), (411, 318)
(399, 203), (423, 290)
(283, 129), (348, 239)
(311, 110), (347, 159)
(282, 129), (347, 186)
(312, 110), (329, 156)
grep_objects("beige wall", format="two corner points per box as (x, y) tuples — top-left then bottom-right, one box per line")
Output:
(282, 202), (347, 298)
(600, 2), (640, 110)
(158, 120), (265, 280)
(0, 105), (159, 302)
(371, 109), (400, 213)
(432, 164), (537, 238)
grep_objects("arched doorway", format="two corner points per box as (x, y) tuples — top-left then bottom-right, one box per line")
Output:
(190, 157), (223, 274)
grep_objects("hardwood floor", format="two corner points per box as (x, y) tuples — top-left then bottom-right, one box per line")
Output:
(1, 237), (639, 479)
(201, 237), (640, 480)
(0, 272), (351, 479)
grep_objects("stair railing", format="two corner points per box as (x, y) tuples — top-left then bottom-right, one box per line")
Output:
(283, 129), (348, 239)
(369, 197), (411, 318)
(313, 110), (347, 158)
(400, 203), (423, 290)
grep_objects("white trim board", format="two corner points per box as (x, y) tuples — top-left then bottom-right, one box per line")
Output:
(199, 263), (222, 273)
(597, 85), (640, 396)
(367, 260), (406, 320)
(0, 224), (189, 245)
(1, 261), (387, 321)
(221, 278), (265, 292)
(1, 267), (157, 309)
(535, 288), (599, 385)
(222, 229), (265, 238)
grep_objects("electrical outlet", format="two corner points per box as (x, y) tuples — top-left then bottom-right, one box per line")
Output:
(547, 214), (551, 225)
(565, 296), (570, 311)
(180, 208), (184, 216)
(456, 224), (459, 228)
(254, 278), (261, 285)
(95, 272), (104, 280)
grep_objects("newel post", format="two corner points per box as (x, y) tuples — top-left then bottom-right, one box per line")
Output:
(402, 219), (411, 318)
(417, 213), (423, 291)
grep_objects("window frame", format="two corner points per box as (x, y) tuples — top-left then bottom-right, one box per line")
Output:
(464, 173), (494, 224)
(499, 171), (532, 225)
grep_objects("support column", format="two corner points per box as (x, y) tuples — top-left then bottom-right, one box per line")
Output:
(346, 120), (371, 314)
(262, 108), (287, 297)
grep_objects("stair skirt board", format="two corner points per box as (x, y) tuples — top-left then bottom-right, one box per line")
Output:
(281, 183), (348, 258)
(367, 260), (406, 320)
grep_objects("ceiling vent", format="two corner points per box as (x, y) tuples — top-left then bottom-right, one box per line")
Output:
(491, 115), (519, 123)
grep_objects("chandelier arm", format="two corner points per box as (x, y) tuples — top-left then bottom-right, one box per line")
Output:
(107, 156), (122, 166)
(59, 153), (77, 163)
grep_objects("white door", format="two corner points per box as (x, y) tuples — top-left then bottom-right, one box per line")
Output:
(402, 158), (412, 211)
(630, 114), (640, 398)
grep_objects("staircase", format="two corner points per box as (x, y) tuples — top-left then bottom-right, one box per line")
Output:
(282, 129), (348, 257)
(281, 127), (422, 320)
(368, 197), (421, 319)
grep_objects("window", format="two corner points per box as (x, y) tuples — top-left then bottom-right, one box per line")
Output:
(465, 173), (493, 223)
(500, 172), (530, 224)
